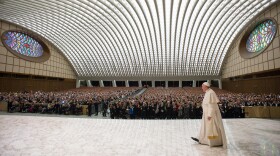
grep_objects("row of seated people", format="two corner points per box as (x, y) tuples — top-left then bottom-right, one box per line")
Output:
(183, 87), (280, 107)
(8, 102), (83, 115)
(0, 87), (140, 115)
(108, 102), (245, 119)
(1, 87), (279, 118)
(107, 88), (246, 119)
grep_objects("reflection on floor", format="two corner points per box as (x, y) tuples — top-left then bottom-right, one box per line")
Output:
(0, 113), (279, 156)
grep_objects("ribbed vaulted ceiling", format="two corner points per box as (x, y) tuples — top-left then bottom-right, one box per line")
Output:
(0, 0), (278, 80)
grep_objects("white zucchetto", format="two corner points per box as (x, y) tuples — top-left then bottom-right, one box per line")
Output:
(202, 82), (210, 87)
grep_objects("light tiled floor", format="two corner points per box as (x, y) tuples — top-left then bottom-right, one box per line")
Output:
(0, 114), (279, 156)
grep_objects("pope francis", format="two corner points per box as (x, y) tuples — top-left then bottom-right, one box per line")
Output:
(191, 82), (227, 148)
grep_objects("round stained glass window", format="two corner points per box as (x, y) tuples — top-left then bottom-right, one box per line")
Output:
(246, 19), (277, 53)
(239, 18), (277, 59)
(1, 30), (50, 62)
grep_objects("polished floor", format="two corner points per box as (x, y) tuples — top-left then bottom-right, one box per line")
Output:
(0, 113), (279, 156)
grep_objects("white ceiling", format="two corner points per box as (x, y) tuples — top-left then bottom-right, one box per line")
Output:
(0, 0), (278, 80)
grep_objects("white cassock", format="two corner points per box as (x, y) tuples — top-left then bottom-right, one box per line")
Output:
(198, 88), (227, 148)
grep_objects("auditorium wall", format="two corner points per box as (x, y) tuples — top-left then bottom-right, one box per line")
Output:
(0, 20), (77, 91)
(222, 76), (280, 94)
(222, 3), (280, 93)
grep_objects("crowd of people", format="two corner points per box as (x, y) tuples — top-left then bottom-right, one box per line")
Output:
(0, 87), (140, 115)
(107, 87), (280, 119)
(0, 87), (279, 119)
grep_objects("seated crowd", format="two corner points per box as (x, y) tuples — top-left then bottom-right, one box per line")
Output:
(0, 87), (279, 120)
(0, 87), (140, 115)
(107, 87), (280, 119)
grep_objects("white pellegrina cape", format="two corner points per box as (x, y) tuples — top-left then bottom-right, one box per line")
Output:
(198, 88), (227, 148)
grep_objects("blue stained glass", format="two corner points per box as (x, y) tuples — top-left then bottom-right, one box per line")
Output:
(246, 19), (277, 53)
(2, 31), (43, 57)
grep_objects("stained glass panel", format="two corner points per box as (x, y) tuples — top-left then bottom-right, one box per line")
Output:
(246, 19), (277, 53)
(2, 31), (43, 57)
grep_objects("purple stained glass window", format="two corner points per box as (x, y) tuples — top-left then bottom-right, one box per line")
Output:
(246, 19), (277, 53)
(2, 31), (43, 57)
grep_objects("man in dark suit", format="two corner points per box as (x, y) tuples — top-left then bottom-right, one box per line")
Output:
(94, 100), (99, 116)
(88, 100), (92, 117)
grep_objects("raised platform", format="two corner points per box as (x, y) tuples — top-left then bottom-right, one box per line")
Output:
(0, 114), (279, 156)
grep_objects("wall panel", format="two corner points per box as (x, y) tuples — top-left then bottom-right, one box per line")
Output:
(0, 20), (76, 80)
(222, 76), (280, 93)
(222, 3), (280, 94)
(0, 76), (75, 92)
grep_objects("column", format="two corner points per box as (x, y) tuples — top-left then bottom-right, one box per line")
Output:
(125, 80), (129, 87)
(99, 80), (104, 87)
(76, 79), (80, 88)
(152, 80), (155, 87)
(138, 80), (142, 87)
(113, 80), (117, 87)
(218, 79), (222, 89)
(192, 80), (196, 87)
(86, 80), (92, 87)
(165, 81), (168, 88)
(179, 80), (182, 88)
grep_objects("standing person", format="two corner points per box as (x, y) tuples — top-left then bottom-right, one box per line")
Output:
(88, 100), (92, 117)
(102, 100), (108, 117)
(191, 82), (227, 148)
(94, 100), (99, 116)
(129, 104), (135, 119)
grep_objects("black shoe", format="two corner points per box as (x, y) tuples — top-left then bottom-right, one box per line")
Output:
(191, 137), (199, 143)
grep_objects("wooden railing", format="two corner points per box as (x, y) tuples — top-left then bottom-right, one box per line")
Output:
(244, 106), (280, 118)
